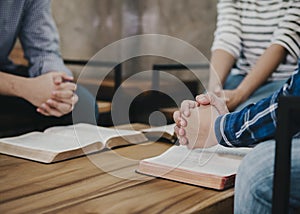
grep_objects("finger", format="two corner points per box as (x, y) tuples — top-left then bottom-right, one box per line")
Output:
(178, 127), (185, 136)
(180, 100), (197, 117)
(179, 117), (187, 127)
(173, 110), (181, 124)
(55, 82), (77, 91)
(174, 125), (180, 136)
(39, 103), (64, 117)
(206, 92), (229, 114)
(53, 74), (63, 85)
(52, 90), (74, 100)
(36, 107), (51, 116)
(45, 100), (72, 116)
(51, 93), (78, 106)
(61, 73), (74, 82)
(179, 137), (188, 145)
(196, 94), (211, 105)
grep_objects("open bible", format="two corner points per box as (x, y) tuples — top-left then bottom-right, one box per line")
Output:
(137, 145), (252, 190)
(0, 123), (148, 163)
(0, 123), (178, 163)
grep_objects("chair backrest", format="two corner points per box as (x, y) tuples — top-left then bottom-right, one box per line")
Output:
(272, 96), (300, 214)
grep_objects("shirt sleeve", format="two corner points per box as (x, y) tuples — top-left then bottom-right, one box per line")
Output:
(18, 0), (72, 77)
(215, 60), (300, 147)
(272, 0), (300, 60)
(211, 0), (242, 59)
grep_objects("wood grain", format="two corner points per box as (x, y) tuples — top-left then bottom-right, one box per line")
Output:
(0, 139), (234, 213)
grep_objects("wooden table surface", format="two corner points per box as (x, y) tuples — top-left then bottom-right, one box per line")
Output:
(0, 135), (234, 213)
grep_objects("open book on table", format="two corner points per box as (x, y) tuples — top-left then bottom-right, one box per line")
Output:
(0, 123), (177, 163)
(0, 123), (149, 163)
(136, 144), (253, 190)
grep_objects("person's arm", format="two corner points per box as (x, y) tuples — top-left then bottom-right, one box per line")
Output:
(220, 1), (300, 111)
(0, 71), (77, 117)
(222, 44), (287, 111)
(209, 0), (241, 92)
(215, 65), (300, 147)
(208, 49), (236, 92)
(18, 1), (79, 116)
(19, 0), (72, 77)
(0, 72), (30, 98)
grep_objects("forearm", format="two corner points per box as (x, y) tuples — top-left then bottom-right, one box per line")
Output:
(236, 44), (288, 101)
(208, 49), (236, 91)
(215, 65), (300, 147)
(0, 72), (30, 98)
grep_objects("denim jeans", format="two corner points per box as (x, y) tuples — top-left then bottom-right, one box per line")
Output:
(223, 74), (286, 111)
(234, 138), (300, 214)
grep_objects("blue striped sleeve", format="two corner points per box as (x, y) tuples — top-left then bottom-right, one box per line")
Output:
(215, 61), (300, 147)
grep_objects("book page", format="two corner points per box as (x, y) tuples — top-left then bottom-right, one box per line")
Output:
(45, 123), (144, 146)
(0, 132), (87, 152)
(143, 145), (252, 176)
(141, 123), (175, 136)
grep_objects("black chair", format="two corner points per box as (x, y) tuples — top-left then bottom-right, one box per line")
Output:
(128, 63), (210, 124)
(273, 96), (300, 214)
(151, 63), (209, 93)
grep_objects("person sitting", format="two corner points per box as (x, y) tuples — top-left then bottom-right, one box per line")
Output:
(173, 59), (300, 213)
(0, 0), (98, 137)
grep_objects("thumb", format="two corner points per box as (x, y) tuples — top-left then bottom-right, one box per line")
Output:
(206, 92), (229, 115)
(61, 73), (74, 82)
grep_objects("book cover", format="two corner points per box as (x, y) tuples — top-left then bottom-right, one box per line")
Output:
(137, 145), (252, 190)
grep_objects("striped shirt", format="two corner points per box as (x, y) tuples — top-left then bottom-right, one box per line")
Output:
(214, 58), (300, 147)
(212, 0), (300, 81)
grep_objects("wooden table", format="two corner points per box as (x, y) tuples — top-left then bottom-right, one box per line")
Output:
(0, 136), (234, 213)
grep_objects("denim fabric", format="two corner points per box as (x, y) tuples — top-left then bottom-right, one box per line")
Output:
(234, 138), (300, 214)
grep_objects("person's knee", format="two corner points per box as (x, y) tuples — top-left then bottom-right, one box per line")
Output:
(73, 84), (99, 124)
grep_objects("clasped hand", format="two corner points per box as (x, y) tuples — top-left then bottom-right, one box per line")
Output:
(173, 92), (229, 149)
(25, 72), (78, 117)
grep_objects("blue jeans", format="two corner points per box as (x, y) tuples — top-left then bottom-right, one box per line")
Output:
(224, 74), (286, 111)
(234, 138), (300, 214)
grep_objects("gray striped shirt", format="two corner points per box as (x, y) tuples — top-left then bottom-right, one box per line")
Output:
(212, 0), (300, 81)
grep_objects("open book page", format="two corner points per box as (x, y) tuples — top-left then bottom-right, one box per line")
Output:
(0, 123), (148, 163)
(141, 123), (176, 143)
(141, 145), (252, 177)
(45, 123), (147, 147)
(197, 144), (253, 157)
(0, 132), (85, 152)
(141, 123), (175, 136)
